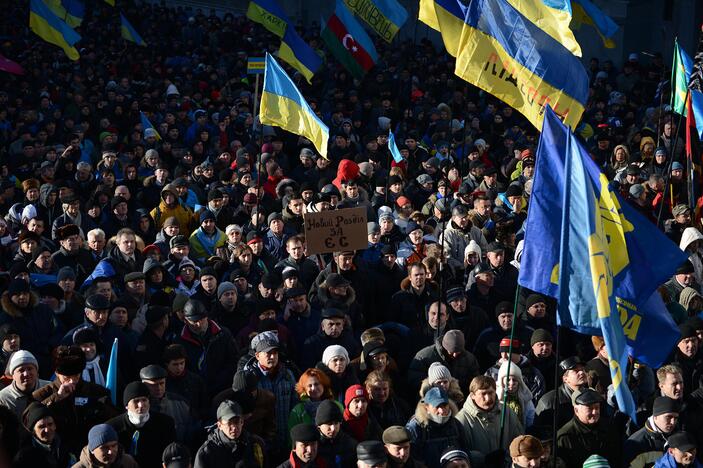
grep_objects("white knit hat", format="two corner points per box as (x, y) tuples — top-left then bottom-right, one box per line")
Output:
(8, 350), (38, 374)
(322, 345), (349, 367)
(427, 362), (452, 385)
(464, 240), (481, 259)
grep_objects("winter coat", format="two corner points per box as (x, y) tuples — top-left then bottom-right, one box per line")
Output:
(106, 411), (176, 468)
(485, 355), (546, 403)
(314, 284), (365, 334)
(150, 393), (195, 443)
(534, 384), (576, 431)
(72, 445), (138, 468)
(680, 227), (703, 285)
(455, 396), (522, 455)
(390, 278), (440, 331)
(624, 417), (671, 468)
(368, 395), (412, 430)
(441, 220), (488, 270)
(176, 320), (238, 398)
(406, 400), (470, 468)
(51, 247), (95, 285)
(315, 362), (359, 404)
(275, 255), (320, 291)
(0, 379), (51, 419)
(288, 397), (344, 432)
(556, 416), (622, 468)
(654, 451), (703, 468)
(188, 227), (227, 265)
(150, 196), (196, 233)
(0, 292), (61, 378)
(408, 339), (480, 395)
(194, 427), (265, 468)
(317, 429), (358, 468)
(90, 245), (145, 291)
(473, 323), (534, 371)
(211, 387), (277, 443)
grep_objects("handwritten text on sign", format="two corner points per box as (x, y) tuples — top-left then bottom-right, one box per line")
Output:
(303, 207), (368, 255)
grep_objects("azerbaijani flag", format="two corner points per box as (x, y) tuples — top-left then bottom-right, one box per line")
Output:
(321, 0), (378, 79)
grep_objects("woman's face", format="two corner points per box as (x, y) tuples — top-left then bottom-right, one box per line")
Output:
(328, 356), (347, 374)
(305, 376), (324, 400)
(370, 352), (388, 371)
(505, 375), (519, 393)
(367, 381), (390, 403)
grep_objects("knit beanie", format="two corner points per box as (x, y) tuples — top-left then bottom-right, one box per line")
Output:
(88, 424), (118, 451)
(322, 345), (349, 367)
(526, 294), (546, 309)
(123, 381), (150, 406)
(24, 402), (52, 431)
(344, 384), (368, 408)
(530, 329), (554, 347)
(217, 281), (236, 299)
(315, 399), (343, 425)
(8, 350), (38, 374)
(582, 454), (611, 468)
(428, 362), (452, 385)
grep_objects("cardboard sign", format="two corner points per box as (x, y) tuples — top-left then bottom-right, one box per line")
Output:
(304, 207), (368, 255)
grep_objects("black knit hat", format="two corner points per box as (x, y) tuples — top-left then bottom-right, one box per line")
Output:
(653, 396), (681, 416)
(315, 399), (343, 425)
(123, 381), (150, 406)
(526, 294), (546, 309)
(290, 423), (318, 443)
(530, 329), (554, 346)
(24, 402), (53, 431)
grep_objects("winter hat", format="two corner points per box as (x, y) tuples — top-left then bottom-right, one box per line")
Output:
(582, 455), (611, 468)
(322, 345), (349, 367)
(8, 350), (38, 374)
(428, 362), (452, 385)
(499, 338), (521, 354)
(123, 381), (150, 406)
(344, 384), (368, 407)
(315, 399), (343, 425)
(199, 210), (216, 224)
(88, 424), (118, 451)
(652, 396), (681, 416)
(509, 435), (543, 458)
(54, 346), (86, 376)
(8, 279), (30, 297)
(441, 330), (465, 353)
(464, 240), (482, 259)
(217, 281), (236, 298)
(497, 360), (525, 393)
(530, 329), (554, 346)
(57, 266), (76, 282)
(526, 294), (546, 309)
(24, 402), (53, 431)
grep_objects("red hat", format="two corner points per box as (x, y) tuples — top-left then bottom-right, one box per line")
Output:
(396, 196), (411, 208)
(344, 384), (368, 407)
(499, 338), (521, 352)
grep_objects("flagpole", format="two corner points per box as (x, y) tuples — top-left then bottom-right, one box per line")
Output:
(498, 284), (521, 449)
(656, 90), (688, 226)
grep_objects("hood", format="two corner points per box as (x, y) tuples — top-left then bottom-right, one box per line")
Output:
(461, 393), (501, 419)
(679, 287), (702, 310)
(143, 175), (157, 187)
(39, 183), (58, 208)
(0, 291), (38, 318)
(142, 257), (162, 275)
(419, 378), (464, 403)
(413, 398), (459, 425)
(496, 360), (533, 402)
(317, 283), (356, 307)
(333, 160), (360, 189)
(680, 227), (703, 252)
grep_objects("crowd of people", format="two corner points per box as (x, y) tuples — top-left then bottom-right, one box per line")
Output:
(0, 1), (702, 467)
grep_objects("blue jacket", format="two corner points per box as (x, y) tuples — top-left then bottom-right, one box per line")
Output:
(655, 452), (703, 468)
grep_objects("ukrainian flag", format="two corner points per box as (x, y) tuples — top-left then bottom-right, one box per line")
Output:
(671, 41), (703, 139)
(140, 112), (161, 140)
(507, 0), (581, 56)
(29, 0), (81, 61)
(120, 13), (146, 46)
(454, 0), (588, 130)
(278, 27), (322, 84)
(247, 0), (289, 38)
(260, 53), (329, 159)
(571, 0), (618, 48)
(418, 0), (467, 57)
(63, 0), (84, 28)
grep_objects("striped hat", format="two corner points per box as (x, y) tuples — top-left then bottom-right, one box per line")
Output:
(583, 455), (610, 468)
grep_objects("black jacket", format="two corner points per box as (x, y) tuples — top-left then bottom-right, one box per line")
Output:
(556, 416), (622, 468)
(107, 411), (176, 468)
(195, 427), (265, 468)
(408, 339), (480, 395)
(317, 430), (358, 468)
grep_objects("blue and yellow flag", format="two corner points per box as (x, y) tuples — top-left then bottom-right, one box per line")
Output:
(260, 53), (329, 159)
(507, 0), (580, 56)
(29, 0), (81, 60)
(571, 0), (618, 48)
(246, 0), (289, 38)
(140, 112), (161, 140)
(343, 0), (408, 43)
(62, 0), (84, 28)
(120, 13), (146, 46)
(388, 129), (403, 163)
(278, 26), (322, 84)
(418, 0), (467, 57)
(671, 41), (703, 139)
(520, 107), (686, 380)
(454, 0), (588, 130)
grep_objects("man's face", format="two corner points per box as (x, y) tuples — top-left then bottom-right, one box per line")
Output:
(79, 342), (97, 360)
(143, 378), (166, 399)
(676, 273), (695, 287)
(65, 200), (80, 217)
(335, 253), (354, 271)
(92, 441), (119, 465)
(527, 302), (547, 318)
(26, 188), (39, 201)
(2, 334), (19, 353)
(427, 304), (447, 330)
(288, 295), (308, 313)
(126, 279), (145, 296)
(186, 317), (209, 335)
(563, 365), (588, 389)
(172, 245), (190, 259)
(676, 211), (692, 225)
(321, 318), (344, 338)
(452, 213), (470, 229)
(88, 235), (106, 253)
(12, 364), (38, 392)
(95, 281), (112, 299)
(256, 349), (279, 369)
(219, 290), (237, 309)
(218, 416), (244, 440)
(11, 292), (30, 309)
(487, 250), (504, 268)
(471, 387), (496, 411)
(574, 402), (600, 425)
(35, 250), (52, 270)
(678, 337), (698, 358)
(201, 275), (217, 293)
(125, 394), (149, 415)
(449, 297), (467, 313)
(349, 397), (368, 417)
(27, 218), (44, 235)
(368, 380), (390, 403)
(671, 447), (696, 466)
(294, 441), (317, 463)
(60, 234), (81, 253)
(512, 455), (541, 468)
(532, 341), (552, 359)
(660, 372), (684, 399)
(118, 234), (136, 256)
(270, 219), (284, 235)
(86, 308), (109, 327)
(497, 312), (513, 331)
(33, 417), (56, 445)
(288, 198), (305, 215)
(318, 421), (340, 439)
(474, 199), (491, 216)
(409, 266), (426, 289)
(386, 442), (411, 463)
(287, 241), (304, 260)
(20, 239), (37, 254)
(202, 219), (216, 234)
(110, 307), (129, 328)
(653, 412), (678, 434)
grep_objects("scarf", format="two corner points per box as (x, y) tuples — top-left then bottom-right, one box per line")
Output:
(506, 393), (523, 423)
(195, 227), (218, 256)
(303, 399), (323, 419)
(82, 356), (105, 387)
(343, 408), (368, 442)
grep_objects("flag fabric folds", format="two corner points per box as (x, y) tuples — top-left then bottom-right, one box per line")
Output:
(246, 0), (289, 38)
(29, 0), (81, 61)
(571, 0), (618, 49)
(343, 0), (408, 43)
(120, 13), (146, 46)
(278, 27), (323, 84)
(0, 54), (24, 75)
(260, 53), (329, 159)
(453, 0), (589, 130)
(105, 338), (119, 405)
(62, 0), (84, 28)
(519, 106), (686, 371)
(672, 41), (703, 139)
(388, 129), (403, 163)
(506, 0), (581, 56)
(140, 112), (161, 140)
(418, 0), (467, 57)
(321, 0), (378, 79)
